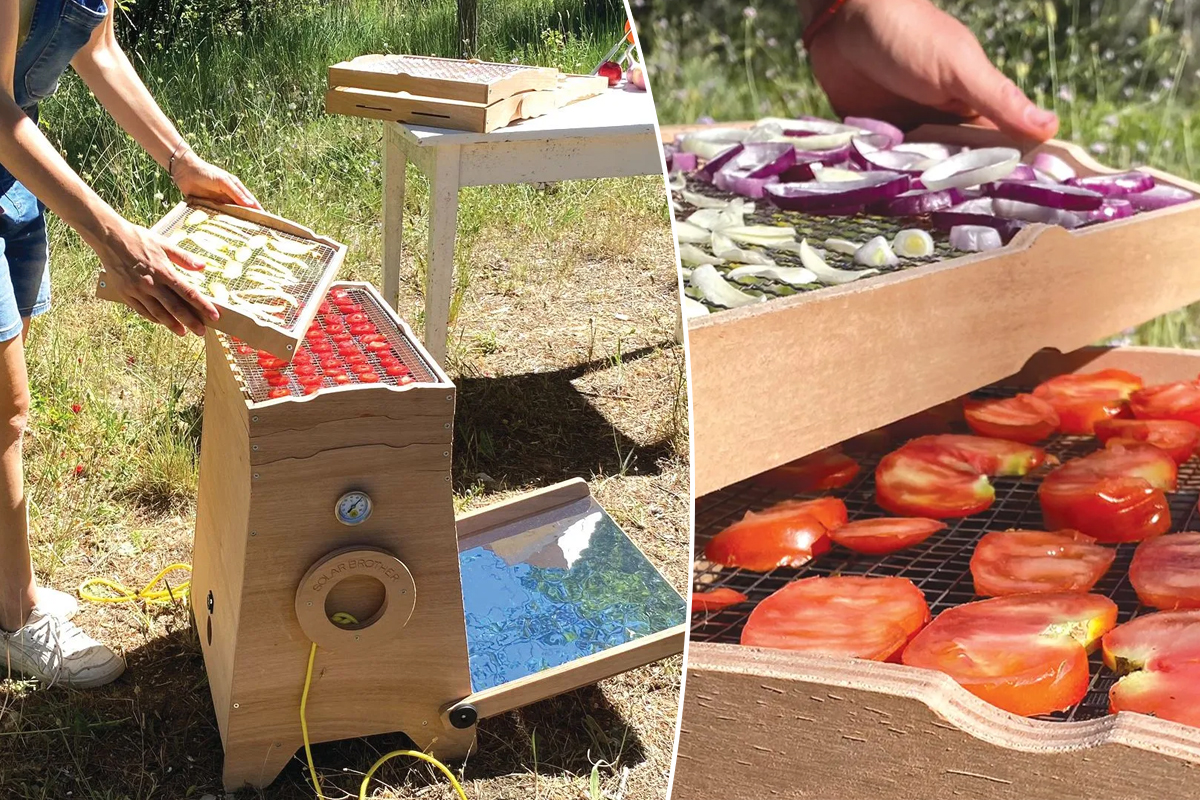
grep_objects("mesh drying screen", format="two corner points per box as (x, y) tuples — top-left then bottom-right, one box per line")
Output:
(158, 204), (339, 332)
(222, 285), (441, 403)
(691, 388), (1199, 724)
(678, 177), (957, 314)
(348, 55), (536, 83)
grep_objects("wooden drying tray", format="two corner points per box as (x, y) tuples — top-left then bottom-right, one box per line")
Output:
(328, 54), (559, 105)
(673, 344), (1200, 800)
(664, 122), (1200, 496)
(327, 69), (607, 134)
(96, 201), (345, 360)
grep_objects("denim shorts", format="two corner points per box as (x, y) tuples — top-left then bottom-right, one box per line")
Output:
(0, 180), (51, 342)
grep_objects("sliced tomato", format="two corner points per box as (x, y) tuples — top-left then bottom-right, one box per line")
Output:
(1130, 380), (1200, 427)
(1032, 369), (1143, 434)
(829, 517), (946, 555)
(1094, 418), (1200, 464)
(970, 529), (1115, 596)
(1130, 533), (1200, 610)
(757, 446), (860, 493)
(1103, 610), (1200, 727)
(902, 593), (1118, 716)
(875, 435), (1047, 519)
(963, 394), (1060, 443)
(691, 587), (748, 613)
(741, 576), (929, 661)
(703, 498), (842, 571)
(1039, 442), (1175, 543)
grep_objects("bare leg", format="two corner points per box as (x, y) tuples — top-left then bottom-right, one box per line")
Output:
(0, 320), (34, 632)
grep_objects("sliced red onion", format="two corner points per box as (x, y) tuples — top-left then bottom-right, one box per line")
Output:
(921, 147), (1020, 191)
(725, 142), (797, 179)
(982, 180), (1105, 211)
(1031, 152), (1077, 181)
(1086, 198), (1134, 223)
(844, 116), (904, 146)
(1126, 184), (1196, 211)
(765, 171), (911, 212)
(696, 143), (745, 183)
(713, 168), (780, 199)
(788, 143), (853, 166)
(777, 147), (855, 181)
(931, 199), (1025, 241)
(680, 128), (750, 159)
(1065, 171), (1155, 197)
(894, 142), (957, 161)
(671, 152), (698, 173)
(949, 225), (1003, 252)
(1008, 164), (1037, 181)
(872, 187), (965, 216)
(991, 198), (1086, 228)
(850, 141), (930, 174)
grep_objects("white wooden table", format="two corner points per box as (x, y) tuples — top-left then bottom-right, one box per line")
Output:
(380, 88), (663, 365)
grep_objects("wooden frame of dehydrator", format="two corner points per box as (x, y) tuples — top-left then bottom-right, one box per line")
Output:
(666, 120), (1200, 799)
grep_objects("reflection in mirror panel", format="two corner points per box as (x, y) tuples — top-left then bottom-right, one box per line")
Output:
(459, 496), (686, 692)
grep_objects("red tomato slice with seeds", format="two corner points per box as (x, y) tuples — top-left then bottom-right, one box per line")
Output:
(347, 313), (368, 325)
(264, 371), (288, 387)
(384, 364), (409, 377)
(963, 394), (1060, 443)
(691, 587), (748, 613)
(257, 353), (287, 370)
(329, 288), (349, 302)
(345, 353), (368, 366)
(331, 374), (351, 385)
(828, 517), (946, 555)
(310, 340), (333, 355)
(235, 343), (255, 356)
(297, 373), (322, 387)
(1103, 610), (1200, 727)
(1130, 380), (1200, 427)
(970, 529), (1115, 596)
(358, 372), (380, 383)
(741, 576), (929, 661)
(367, 340), (391, 352)
(350, 323), (374, 336)
(399, 375), (415, 385)
(318, 301), (331, 315)
(1039, 442), (1175, 543)
(757, 446), (860, 492)
(703, 498), (843, 572)
(1094, 418), (1200, 464)
(1032, 369), (1143, 434)
(1130, 533), (1200, 610)
(875, 435), (1047, 519)
(267, 387), (290, 399)
(902, 593), (1118, 716)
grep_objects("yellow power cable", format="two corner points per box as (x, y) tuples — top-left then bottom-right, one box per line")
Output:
(300, 640), (469, 800)
(78, 563), (192, 604)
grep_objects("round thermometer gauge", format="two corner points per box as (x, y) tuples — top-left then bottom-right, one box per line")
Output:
(335, 491), (373, 526)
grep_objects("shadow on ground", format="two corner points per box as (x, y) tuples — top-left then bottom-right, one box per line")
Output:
(453, 343), (677, 492)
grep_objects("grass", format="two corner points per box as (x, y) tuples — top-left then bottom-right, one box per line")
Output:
(3, 1), (687, 798)
(636, 0), (1200, 346)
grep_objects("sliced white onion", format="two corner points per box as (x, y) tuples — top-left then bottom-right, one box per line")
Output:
(949, 225), (1003, 252)
(892, 229), (935, 257)
(796, 238), (880, 285)
(1031, 152), (1077, 182)
(727, 264), (818, 286)
(690, 265), (764, 308)
(687, 206), (746, 231)
(674, 220), (711, 244)
(711, 233), (776, 266)
(823, 238), (861, 255)
(721, 225), (798, 246)
(854, 236), (899, 267)
(992, 198), (1086, 228)
(668, 172), (686, 191)
(920, 147), (1021, 191)
(679, 243), (725, 267)
(682, 296), (710, 317)
(894, 142), (957, 161)
(682, 190), (738, 209)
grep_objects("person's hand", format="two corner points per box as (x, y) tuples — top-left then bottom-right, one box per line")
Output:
(95, 218), (220, 336)
(805, 0), (1059, 142)
(171, 148), (261, 209)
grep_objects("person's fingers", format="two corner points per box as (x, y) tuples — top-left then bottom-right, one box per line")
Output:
(125, 296), (156, 325)
(139, 294), (187, 337)
(232, 177), (262, 209)
(948, 45), (1058, 142)
(152, 286), (207, 336)
(161, 244), (221, 322)
(162, 242), (207, 272)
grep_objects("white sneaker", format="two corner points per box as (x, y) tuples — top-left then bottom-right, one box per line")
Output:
(35, 586), (79, 621)
(1, 609), (125, 688)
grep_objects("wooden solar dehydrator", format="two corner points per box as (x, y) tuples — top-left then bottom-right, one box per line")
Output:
(192, 282), (686, 789)
(669, 123), (1200, 800)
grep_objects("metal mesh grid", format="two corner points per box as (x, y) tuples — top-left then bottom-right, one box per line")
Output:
(349, 55), (535, 82)
(678, 177), (956, 312)
(159, 204), (339, 332)
(692, 387), (1200, 723)
(222, 285), (441, 403)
